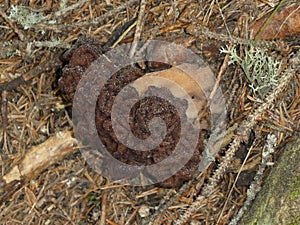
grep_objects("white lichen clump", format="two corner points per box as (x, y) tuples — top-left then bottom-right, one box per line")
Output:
(220, 45), (281, 101)
(9, 5), (55, 30)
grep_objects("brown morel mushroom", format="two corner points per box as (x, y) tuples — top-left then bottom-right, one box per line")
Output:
(58, 37), (209, 188)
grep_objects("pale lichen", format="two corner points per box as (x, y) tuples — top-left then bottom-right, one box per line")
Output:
(9, 5), (56, 30)
(220, 45), (281, 101)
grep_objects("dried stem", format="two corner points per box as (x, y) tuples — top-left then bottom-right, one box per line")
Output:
(188, 21), (286, 50)
(129, 0), (147, 58)
(228, 134), (277, 225)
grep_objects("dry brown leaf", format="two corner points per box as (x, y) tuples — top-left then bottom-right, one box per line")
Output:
(250, 5), (300, 40)
(131, 63), (215, 129)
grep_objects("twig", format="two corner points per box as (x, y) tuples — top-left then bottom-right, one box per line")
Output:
(228, 134), (277, 225)
(0, 91), (8, 151)
(54, 0), (89, 17)
(188, 21), (286, 50)
(216, 0), (232, 37)
(77, 0), (138, 27)
(129, 0), (147, 58)
(31, 40), (71, 49)
(209, 43), (232, 101)
(104, 17), (138, 50)
(100, 190), (108, 225)
(125, 208), (139, 225)
(203, 0), (215, 25)
(216, 142), (256, 224)
(143, 186), (185, 225)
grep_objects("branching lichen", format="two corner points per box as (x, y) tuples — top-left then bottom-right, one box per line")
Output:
(220, 45), (281, 100)
(9, 5), (55, 30)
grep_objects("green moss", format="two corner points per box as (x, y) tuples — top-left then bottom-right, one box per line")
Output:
(87, 192), (101, 207)
(288, 220), (299, 225)
(290, 190), (299, 200)
(88, 195), (95, 201)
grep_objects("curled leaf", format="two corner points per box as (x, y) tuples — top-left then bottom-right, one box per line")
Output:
(250, 5), (300, 40)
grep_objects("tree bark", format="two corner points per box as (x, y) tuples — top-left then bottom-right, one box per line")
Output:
(240, 136), (300, 225)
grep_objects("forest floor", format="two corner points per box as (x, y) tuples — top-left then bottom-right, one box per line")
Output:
(0, 0), (299, 224)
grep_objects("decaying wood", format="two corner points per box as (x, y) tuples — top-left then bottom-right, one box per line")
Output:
(0, 131), (78, 201)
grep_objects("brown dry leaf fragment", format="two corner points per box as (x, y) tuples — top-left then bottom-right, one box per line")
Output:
(131, 64), (212, 130)
(250, 5), (300, 40)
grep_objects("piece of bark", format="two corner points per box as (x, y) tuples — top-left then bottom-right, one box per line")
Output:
(0, 131), (78, 201)
(240, 137), (300, 224)
(250, 5), (300, 40)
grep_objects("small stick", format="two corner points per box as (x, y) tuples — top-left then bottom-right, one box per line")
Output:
(100, 190), (108, 225)
(54, 0), (89, 17)
(34, 0), (139, 31)
(103, 17), (138, 50)
(0, 91), (8, 151)
(129, 0), (147, 58)
(188, 21), (285, 50)
(209, 43), (232, 101)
